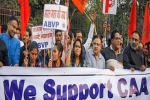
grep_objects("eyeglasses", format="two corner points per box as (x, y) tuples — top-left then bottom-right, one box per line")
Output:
(93, 42), (101, 46)
(114, 37), (121, 41)
(131, 37), (139, 42)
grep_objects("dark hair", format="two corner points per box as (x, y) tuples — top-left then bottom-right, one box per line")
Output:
(92, 34), (102, 43)
(145, 41), (150, 51)
(26, 28), (32, 37)
(55, 42), (63, 57)
(111, 30), (120, 40)
(71, 39), (84, 66)
(8, 16), (19, 25)
(74, 30), (82, 38)
(68, 31), (73, 40)
(132, 31), (142, 40)
(17, 27), (21, 31)
(55, 30), (62, 35)
(29, 41), (38, 51)
(2, 24), (7, 33)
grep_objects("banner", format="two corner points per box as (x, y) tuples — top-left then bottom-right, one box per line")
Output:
(0, 67), (150, 100)
(43, 4), (68, 31)
(103, 0), (117, 15)
(32, 26), (54, 49)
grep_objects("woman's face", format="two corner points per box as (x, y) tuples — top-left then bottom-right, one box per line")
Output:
(74, 41), (81, 57)
(52, 46), (61, 61)
(67, 35), (71, 45)
(30, 48), (38, 63)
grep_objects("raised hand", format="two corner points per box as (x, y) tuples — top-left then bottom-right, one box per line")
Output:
(90, 8), (96, 23)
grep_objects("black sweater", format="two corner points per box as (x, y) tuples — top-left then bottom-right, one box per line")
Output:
(123, 44), (145, 70)
(0, 39), (8, 66)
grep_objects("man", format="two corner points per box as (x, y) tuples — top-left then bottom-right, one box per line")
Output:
(101, 30), (123, 71)
(85, 35), (105, 69)
(55, 30), (62, 43)
(123, 31), (146, 71)
(0, 16), (20, 66)
(19, 28), (32, 66)
(144, 42), (150, 67)
(14, 28), (24, 47)
(0, 39), (8, 67)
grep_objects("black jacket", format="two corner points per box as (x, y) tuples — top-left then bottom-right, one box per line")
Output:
(123, 44), (145, 70)
(0, 39), (8, 66)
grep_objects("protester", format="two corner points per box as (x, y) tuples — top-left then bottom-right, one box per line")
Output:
(23, 41), (39, 67)
(120, 33), (124, 54)
(48, 43), (64, 68)
(0, 39), (8, 67)
(66, 31), (73, 57)
(123, 31), (146, 71)
(55, 29), (62, 43)
(14, 27), (24, 47)
(38, 49), (49, 67)
(0, 16), (20, 66)
(66, 39), (86, 67)
(85, 34), (105, 69)
(19, 28), (32, 66)
(144, 41), (150, 67)
(101, 30), (123, 71)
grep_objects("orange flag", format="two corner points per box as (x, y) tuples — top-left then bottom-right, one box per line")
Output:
(72, 0), (88, 14)
(142, 2), (150, 45)
(18, 0), (30, 39)
(128, 0), (136, 39)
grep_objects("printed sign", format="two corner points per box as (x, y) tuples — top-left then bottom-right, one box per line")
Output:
(32, 26), (54, 49)
(43, 4), (68, 31)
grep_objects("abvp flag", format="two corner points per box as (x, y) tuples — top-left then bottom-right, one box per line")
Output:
(103, 0), (117, 15)
(128, 0), (136, 39)
(142, 2), (150, 45)
(18, 0), (30, 39)
(72, 0), (88, 14)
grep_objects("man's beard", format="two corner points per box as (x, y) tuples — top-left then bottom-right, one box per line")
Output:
(130, 42), (138, 50)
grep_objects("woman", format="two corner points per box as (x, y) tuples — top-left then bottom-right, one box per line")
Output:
(48, 43), (64, 67)
(23, 41), (40, 67)
(66, 39), (86, 67)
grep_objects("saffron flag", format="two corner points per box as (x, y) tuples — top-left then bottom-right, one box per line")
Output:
(72, 0), (88, 14)
(128, 0), (136, 39)
(142, 2), (150, 45)
(18, 0), (30, 39)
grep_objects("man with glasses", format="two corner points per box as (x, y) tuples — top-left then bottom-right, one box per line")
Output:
(101, 30), (123, 71)
(85, 35), (105, 69)
(123, 31), (146, 71)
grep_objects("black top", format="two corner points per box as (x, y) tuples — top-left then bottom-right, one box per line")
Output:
(101, 47), (123, 63)
(19, 45), (29, 66)
(123, 44), (145, 70)
(0, 39), (8, 66)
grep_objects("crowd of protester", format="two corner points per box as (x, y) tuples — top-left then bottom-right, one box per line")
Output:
(0, 15), (150, 72)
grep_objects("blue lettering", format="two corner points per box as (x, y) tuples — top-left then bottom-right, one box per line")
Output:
(24, 85), (36, 100)
(43, 79), (55, 100)
(118, 78), (128, 98)
(140, 77), (149, 95)
(79, 84), (89, 100)
(129, 78), (140, 97)
(68, 84), (78, 100)
(90, 83), (99, 99)
(99, 83), (105, 98)
(44, 21), (59, 28)
(3, 80), (25, 100)
(57, 85), (67, 100)
(38, 42), (48, 48)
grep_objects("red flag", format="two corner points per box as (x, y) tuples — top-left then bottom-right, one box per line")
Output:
(128, 0), (136, 39)
(142, 2), (150, 45)
(72, 0), (88, 14)
(18, 0), (30, 39)
(0, 25), (1, 33)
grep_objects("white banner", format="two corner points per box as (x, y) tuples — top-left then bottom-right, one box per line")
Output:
(43, 4), (68, 31)
(32, 26), (54, 49)
(103, 0), (117, 15)
(0, 67), (150, 100)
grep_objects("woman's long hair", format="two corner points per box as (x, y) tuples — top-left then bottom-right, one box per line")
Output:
(71, 39), (84, 67)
